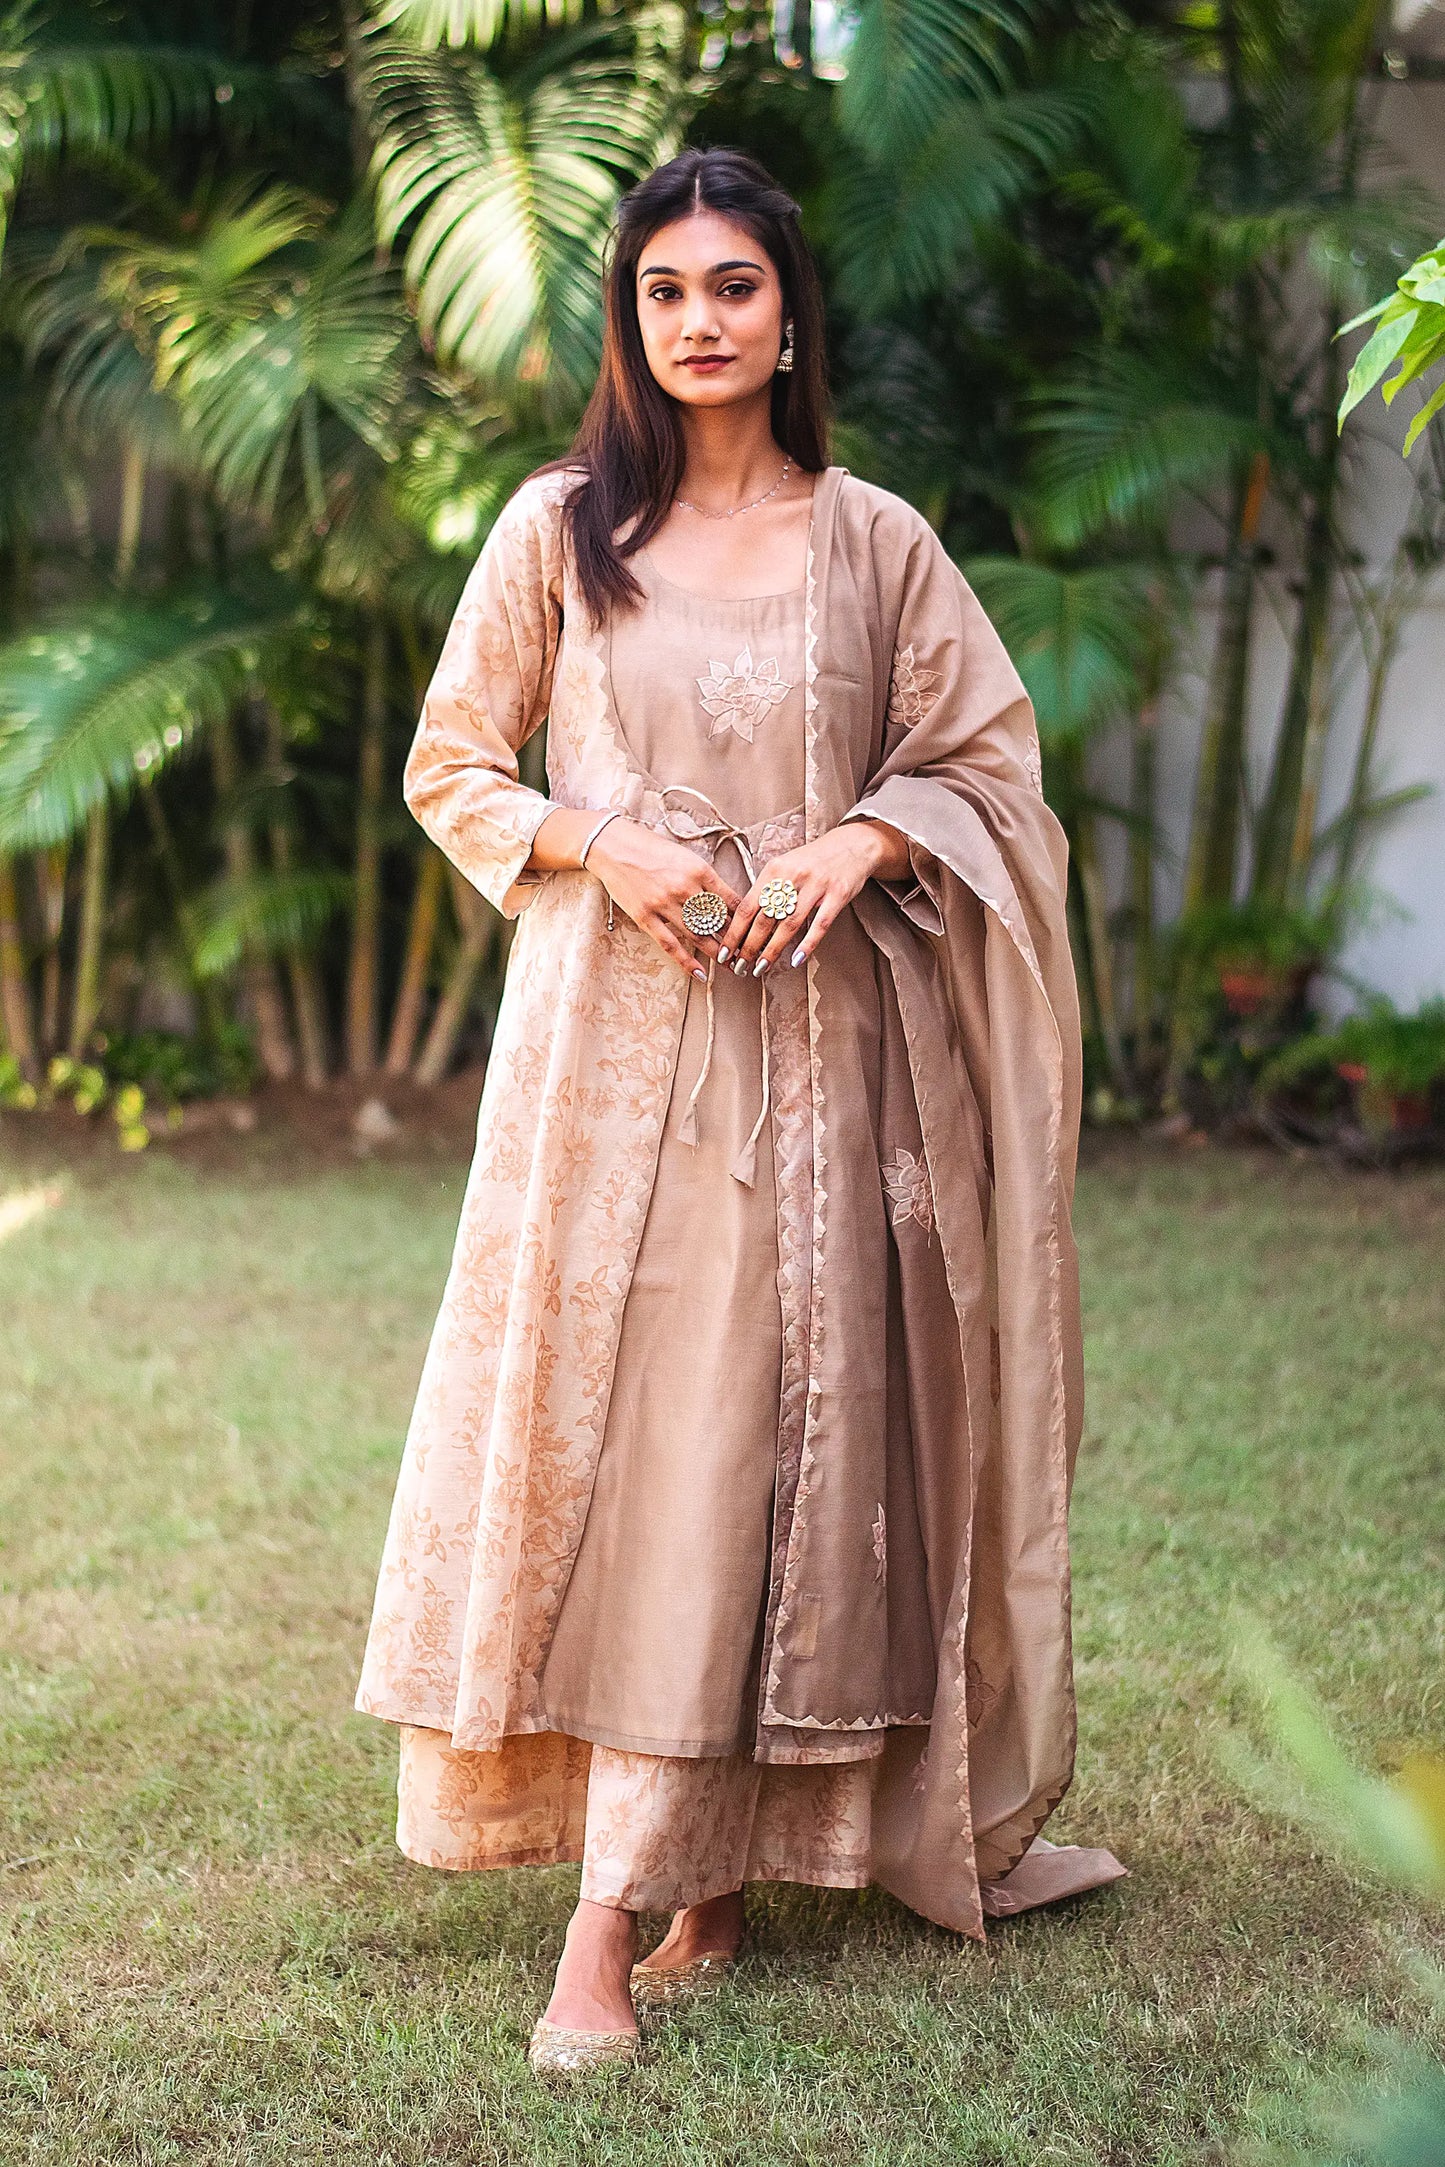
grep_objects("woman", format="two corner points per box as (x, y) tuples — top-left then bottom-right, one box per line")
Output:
(356, 146), (1124, 2076)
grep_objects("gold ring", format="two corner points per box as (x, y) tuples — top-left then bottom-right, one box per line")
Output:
(681, 890), (729, 939)
(757, 877), (800, 921)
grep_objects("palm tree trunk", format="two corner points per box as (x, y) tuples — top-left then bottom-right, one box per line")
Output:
(1127, 697), (1159, 1062)
(140, 784), (228, 1044)
(211, 712), (296, 1081)
(115, 444), (146, 588)
(384, 844), (445, 1078)
(347, 620), (387, 1076)
(414, 868), (496, 1089)
(1333, 480), (1433, 889)
(1183, 451), (1268, 910)
(68, 806), (108, 1058)
(63, 446), (149, 1060)
(259, 698), (330, 1089)
(0, 857), (37, 1078)
(1072, 808), (1127, 1091)
(36, 846), (66, 1053)
(1252, 327), (1345, 904)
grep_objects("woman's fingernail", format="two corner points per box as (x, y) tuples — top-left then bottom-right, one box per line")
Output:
(791, 948), (806, 967)
(693, 967), (706, 981)
(717, 946), (729, 962)
(753, 958), (767, 977)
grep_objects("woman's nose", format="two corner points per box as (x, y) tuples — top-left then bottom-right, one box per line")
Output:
(682, 292), (721, 342)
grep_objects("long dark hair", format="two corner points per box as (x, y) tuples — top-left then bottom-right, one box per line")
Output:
(551, 147), (830, 626)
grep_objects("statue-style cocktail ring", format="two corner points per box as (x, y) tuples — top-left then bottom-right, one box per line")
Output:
(681, 890), (729, 939)
(757, 876), (800, 921)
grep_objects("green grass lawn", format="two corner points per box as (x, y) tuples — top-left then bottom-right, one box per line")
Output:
(1, 1128), (1442, 2165)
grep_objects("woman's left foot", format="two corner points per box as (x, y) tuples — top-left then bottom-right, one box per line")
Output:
(631, 1890), (744, 2010)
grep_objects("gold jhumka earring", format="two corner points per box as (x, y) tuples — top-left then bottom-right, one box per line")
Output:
(776, 318), (795, 373)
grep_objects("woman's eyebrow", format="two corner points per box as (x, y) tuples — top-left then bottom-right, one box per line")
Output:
(638, 258), (766, 279)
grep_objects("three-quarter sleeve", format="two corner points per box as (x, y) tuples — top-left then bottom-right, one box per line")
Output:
(402, 479), (564, 919)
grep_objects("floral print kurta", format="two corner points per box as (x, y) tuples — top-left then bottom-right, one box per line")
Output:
(356, 465), (1125, 1936)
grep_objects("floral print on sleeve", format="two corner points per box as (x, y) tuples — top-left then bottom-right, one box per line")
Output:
(402, 476), (566, 918)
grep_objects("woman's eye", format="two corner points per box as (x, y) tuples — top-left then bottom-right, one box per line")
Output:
(718, 281), (758, 299)
(644, 284), (681, 303)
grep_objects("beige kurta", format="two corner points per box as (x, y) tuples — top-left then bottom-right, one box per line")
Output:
(356, 465), (1126, 1936)
(541, 556), (811, 1756)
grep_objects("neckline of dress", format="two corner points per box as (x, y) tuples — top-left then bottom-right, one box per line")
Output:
(637, 548), (805, 603)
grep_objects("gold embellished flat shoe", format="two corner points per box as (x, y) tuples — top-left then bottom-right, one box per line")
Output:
(527, 2016), (641, 2077)
(629, 1949), (737, 2014)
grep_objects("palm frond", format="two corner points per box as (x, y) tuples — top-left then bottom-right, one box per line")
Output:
(375, 0), (585, 48)
(826, 88), (1087, 313)
(1028, 350), (1282, 548)
(94, 188), (411, 524)
(362, 12), (683, 401)
(8, 244), (188, 463)
(836, 0), (1040, 168)
(0, 578), (314, 850)
(194, 866), (351, 977)
(962, 555), (1159, 740)
(0, 5), (297, 258)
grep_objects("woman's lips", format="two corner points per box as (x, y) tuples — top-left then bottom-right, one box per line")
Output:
(681, 355), (733, 372)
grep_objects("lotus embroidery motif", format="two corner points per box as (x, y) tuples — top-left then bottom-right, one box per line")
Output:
(881, 1146), (935, 1236)
(696, 646), (792, 742)
(885, 642), (940, 732)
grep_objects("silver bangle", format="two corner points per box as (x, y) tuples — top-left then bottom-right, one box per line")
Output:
(578, 807), (625, 871)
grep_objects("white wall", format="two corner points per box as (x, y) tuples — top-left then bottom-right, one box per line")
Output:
(1093, 81), (1445, 1017)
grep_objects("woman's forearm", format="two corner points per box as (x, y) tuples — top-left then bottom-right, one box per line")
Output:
(841, 816), (912, 883)
(528, 806), (614, 873)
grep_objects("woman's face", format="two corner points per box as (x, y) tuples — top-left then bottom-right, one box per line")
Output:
(634, 210), (786, 410)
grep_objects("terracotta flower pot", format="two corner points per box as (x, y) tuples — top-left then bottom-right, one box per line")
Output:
(1221, 962), (1308, 1018)
(1338, 1064), (1436, 1134)
(1388, 1090), (1433, 1132)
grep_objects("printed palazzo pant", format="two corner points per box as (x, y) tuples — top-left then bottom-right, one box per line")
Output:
(397, 1725), (878, 1913)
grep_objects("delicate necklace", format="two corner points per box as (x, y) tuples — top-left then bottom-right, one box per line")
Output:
(675, 456), (792, 520)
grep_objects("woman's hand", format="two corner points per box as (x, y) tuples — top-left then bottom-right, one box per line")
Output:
(720, 818), (911, 976)
(580, 818), (742, 979)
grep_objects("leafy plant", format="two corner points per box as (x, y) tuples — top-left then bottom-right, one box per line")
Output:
(1171, 898), (1341, 981)
(1230, 1635), (1445, 2167)
(1339, 238), (1445, 455)
(1261, 998), (1445, 1101)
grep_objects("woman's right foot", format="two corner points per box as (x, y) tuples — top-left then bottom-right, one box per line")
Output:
(541, 1898), (639, 2034)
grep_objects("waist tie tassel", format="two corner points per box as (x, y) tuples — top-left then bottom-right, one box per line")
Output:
(674, 960), (715, 1151)
(672, 963), (771, 1187)
(653, 784), (775, 1188)
(730, 978), (770, 1188)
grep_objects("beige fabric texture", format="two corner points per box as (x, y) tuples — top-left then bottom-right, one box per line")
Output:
(357, 464), (1125, 1938)
(541, 558), (804, 1757)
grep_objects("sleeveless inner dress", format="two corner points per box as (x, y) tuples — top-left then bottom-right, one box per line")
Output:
(539, 552), (807, 1757)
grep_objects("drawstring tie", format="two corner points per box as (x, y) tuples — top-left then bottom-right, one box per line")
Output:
(657, 785), (774, 1188)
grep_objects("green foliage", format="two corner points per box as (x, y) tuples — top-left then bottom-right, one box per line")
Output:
(835, 0), (1039, 169)
(0, 1), (285, 259)
(0, 579), (315, 851)
(1230, 1635), (1445, 2167)
(361, 5), (683, 404)
(193, 866), (351, 977)
(96, 187), (412, 524)
(1339, 238), (1445, 455)
(1260, 997), (1445, 1100)
(100, 1022), (259, 1101)
(962, 556), (1160, 741)
(1170, 898), (1341, 977)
